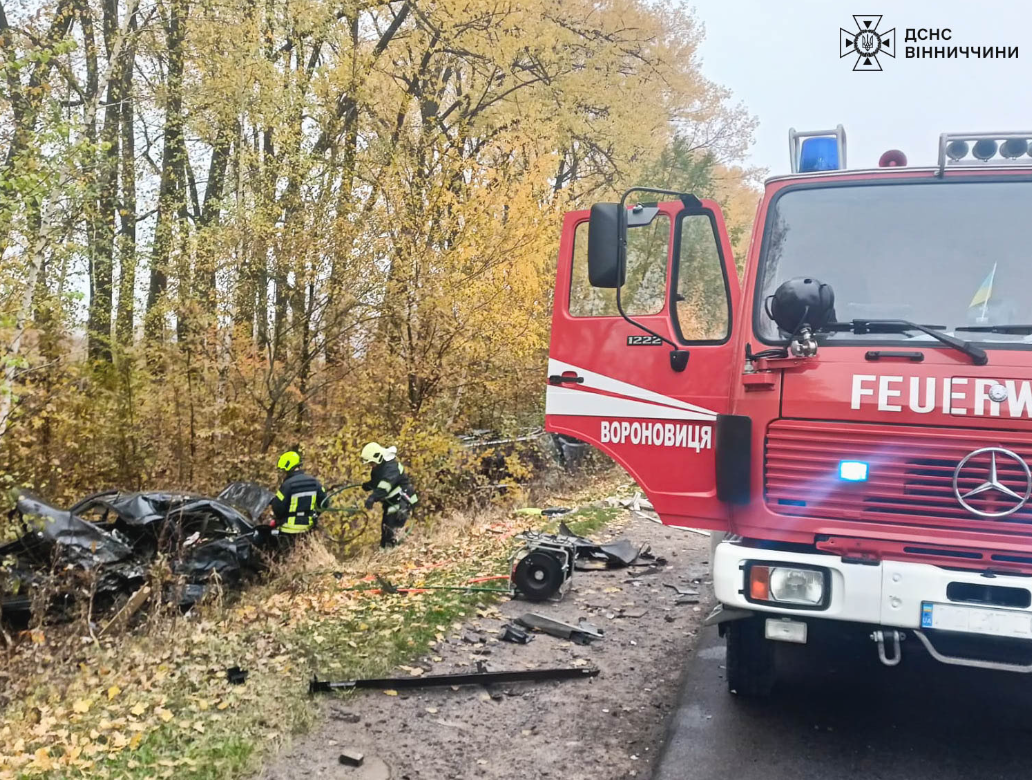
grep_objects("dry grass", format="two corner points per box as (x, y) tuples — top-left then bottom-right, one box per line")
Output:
(0, 469), (627, 778)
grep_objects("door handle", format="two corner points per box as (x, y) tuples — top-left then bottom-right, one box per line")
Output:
(548, 374), (584, 385)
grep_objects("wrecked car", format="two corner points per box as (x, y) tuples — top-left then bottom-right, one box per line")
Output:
(0, 482), (273, 622)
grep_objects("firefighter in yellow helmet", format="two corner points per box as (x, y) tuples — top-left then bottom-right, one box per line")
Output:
(269, 450), (326, 544)
(361, 443), (418, 548)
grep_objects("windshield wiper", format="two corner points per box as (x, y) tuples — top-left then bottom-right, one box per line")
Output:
(955, 324), (1032, 334)
(821, 319), (988, 366)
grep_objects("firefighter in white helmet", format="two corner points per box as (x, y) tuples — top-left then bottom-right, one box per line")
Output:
(361, 442), (418, 548)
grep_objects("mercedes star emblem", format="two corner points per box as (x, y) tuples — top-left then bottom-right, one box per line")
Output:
(952, 447), (1032, 518)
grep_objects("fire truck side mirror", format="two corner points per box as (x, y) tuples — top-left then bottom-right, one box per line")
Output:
(587, 203), (625, 288)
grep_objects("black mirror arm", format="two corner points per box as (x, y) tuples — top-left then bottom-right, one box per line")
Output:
(614, 187), (697, 372)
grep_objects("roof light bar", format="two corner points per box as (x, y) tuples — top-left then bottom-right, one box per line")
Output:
(937, 132), (1032, 176)
(789, 125), (847, 173)
(1001, 139), (1029, 158)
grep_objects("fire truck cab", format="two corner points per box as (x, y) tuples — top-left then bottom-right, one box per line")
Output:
(545, 128), (1032, 696)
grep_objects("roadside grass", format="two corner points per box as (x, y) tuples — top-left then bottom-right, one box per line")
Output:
(0, 476), (626, 779)
(546, 505), (621, 537)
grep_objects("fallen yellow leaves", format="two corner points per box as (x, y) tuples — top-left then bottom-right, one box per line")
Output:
(0, 487), (617, 780)
(32, 748), (52, 771)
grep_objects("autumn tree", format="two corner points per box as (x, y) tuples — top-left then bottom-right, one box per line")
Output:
(0, 0), (755, 505)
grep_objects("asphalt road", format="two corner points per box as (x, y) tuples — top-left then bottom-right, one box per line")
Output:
(653, 624), (1032, 780)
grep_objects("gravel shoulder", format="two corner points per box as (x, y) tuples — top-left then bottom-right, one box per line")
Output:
(259, 512), (712, 780)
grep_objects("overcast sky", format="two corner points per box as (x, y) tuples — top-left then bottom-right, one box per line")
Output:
(692, 0), (1032, 174)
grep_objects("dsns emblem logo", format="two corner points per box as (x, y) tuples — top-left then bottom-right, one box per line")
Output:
(840, 15), (896, 71)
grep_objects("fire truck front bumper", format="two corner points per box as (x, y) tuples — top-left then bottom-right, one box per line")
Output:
(712, 539), (1032, 634)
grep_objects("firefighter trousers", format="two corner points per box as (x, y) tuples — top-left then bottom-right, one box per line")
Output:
(380, 499), (412, 548)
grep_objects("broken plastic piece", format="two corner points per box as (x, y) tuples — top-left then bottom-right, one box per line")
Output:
(500, 624), (533, 644)
(553, 521), (652, 568)
(339, 750), (365, 767)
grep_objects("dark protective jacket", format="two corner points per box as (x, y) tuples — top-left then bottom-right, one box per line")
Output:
(270, 468), (327, 534)
(363, 459), (417, 507)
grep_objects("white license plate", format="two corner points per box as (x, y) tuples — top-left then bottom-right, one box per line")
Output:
(921, 602), (1032, 639)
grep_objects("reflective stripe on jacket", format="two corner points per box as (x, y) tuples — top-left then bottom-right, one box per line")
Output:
(270, 469), (327, 533)
(362, 459), (418, 507)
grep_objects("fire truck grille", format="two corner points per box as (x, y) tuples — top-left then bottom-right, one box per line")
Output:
(765, 420), (1032, 533)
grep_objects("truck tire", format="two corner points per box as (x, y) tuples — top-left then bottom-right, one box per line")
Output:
(725, 616), (776, 697)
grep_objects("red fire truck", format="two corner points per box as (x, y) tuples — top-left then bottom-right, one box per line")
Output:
(545, 127), (1032, 696)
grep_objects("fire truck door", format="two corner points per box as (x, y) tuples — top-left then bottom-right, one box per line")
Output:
(545, 200), (740, 530)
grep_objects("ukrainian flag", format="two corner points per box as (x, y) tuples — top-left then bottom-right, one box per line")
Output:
(969, 263), (997, 309)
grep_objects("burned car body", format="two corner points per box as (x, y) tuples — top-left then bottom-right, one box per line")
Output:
(1, 482), (273, 621)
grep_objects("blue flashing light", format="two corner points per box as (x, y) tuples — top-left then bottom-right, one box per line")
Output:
(799, 137), (840, 172)
(839, 460), (869, 482)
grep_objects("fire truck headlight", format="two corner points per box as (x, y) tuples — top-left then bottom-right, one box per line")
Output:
(747, 565), (828, 607)
(769, 568), (825, 606)
(838, 460), (869, 481)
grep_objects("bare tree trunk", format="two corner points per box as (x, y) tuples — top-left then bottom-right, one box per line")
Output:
(144, 0), (187, 346)
(0, 208), (55, 438)
(1, 0), (140, 436)
(87, 0), (129, 363)
(195, 122), (233, 310)
(0, 0), (75, 253)
(115, 10), (138, 346)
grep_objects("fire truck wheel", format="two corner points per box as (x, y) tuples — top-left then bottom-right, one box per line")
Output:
(513, 551), (565, 601)
(725, 616), (775, 697)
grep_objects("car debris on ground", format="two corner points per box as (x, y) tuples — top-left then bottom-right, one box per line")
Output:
(499, 623), (533, 644)
(515, 613), (604, 645)
(262, 511), (712, 780)
(338, 749), (365, 767)
(553, 521), (665, 569)
(308, 665), (600, 694)
(0, 482), (273, 623)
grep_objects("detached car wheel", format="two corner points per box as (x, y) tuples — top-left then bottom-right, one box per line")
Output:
(726, 616), (776, 697)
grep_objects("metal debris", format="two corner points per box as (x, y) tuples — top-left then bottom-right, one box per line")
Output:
(664, 584), (700, 597)
(499, 624), (533, 644)
(515, 613), (604, 645)
(1, 484), (271, 620)
(309, 666), (599, 693)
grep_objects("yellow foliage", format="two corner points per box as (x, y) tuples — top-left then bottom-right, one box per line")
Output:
(0, 0), (755, 540)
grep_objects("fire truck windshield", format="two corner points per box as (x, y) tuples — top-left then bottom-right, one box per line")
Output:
(756, 179), (1032, 346)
